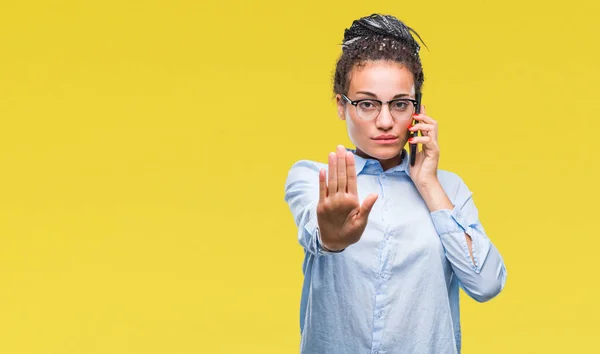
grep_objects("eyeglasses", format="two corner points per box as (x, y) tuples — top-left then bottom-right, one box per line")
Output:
(341, 93), (419, 121)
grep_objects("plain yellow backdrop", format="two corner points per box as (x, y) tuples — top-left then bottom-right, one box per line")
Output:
(1, 0), (599, 353)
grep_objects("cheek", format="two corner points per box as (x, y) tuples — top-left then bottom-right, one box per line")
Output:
(402, 121), (412, 137)
(346, 118), (369, 142)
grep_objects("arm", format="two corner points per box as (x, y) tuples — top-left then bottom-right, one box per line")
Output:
(409, 106), (506, 303)
(418, 176), (507, 303)
(284, 147), (378, 255)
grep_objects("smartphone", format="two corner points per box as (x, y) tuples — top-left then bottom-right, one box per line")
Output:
(409, 92), (422, 166)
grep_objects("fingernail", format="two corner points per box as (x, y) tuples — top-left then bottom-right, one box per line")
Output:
(408, 138), (414, 143)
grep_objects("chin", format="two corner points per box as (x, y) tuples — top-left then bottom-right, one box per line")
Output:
(362, 144), (403, 160)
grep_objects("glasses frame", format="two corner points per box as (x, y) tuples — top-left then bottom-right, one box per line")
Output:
(341, 93), (419, 121)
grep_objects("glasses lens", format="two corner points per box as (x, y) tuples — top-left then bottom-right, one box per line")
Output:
(390, 100), (415, 121)
(356, 100), (381, 120)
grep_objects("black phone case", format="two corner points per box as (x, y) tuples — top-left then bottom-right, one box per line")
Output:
(410, 93), (422, 166)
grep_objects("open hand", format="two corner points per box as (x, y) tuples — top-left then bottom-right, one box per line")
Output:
(317, 145), (379, 251)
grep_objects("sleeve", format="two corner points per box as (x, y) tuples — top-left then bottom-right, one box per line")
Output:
(430, 174), (508, 302)
(284, 160), (344, 256)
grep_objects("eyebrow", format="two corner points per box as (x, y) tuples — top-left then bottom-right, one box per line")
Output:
(354, 91), (412, 99)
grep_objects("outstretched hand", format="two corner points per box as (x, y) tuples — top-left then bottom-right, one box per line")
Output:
(317, 145), (379, 251)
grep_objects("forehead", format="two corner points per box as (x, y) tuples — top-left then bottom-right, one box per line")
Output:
(348, 60), (415, 97)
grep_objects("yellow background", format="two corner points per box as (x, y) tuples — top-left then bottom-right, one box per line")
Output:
(1, 0), (598, 353)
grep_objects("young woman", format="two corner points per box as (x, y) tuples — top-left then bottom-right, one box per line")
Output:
(284, 13), (507, 354)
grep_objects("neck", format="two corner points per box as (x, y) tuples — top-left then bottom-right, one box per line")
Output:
(355, 148), (404, 171)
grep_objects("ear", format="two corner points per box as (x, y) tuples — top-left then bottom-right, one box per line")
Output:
(335, 94), (346, 121)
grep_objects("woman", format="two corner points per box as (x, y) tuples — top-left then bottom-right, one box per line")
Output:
(284, 14), (507, 354)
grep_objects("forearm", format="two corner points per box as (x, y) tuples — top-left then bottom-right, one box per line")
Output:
(417, 178), (507, 302)
(417, 179), (475, 265)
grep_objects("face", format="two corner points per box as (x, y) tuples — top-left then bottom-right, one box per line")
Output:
(336, 60), (416, 168)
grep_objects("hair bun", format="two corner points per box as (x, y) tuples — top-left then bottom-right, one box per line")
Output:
(342, 14), (425, 53)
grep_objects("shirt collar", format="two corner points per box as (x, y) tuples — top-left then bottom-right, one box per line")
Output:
(348, 148), (410, 176)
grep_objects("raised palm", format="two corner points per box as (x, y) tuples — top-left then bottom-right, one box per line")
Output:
(317, 145), (379, 251)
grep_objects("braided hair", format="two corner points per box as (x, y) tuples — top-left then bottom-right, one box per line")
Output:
(333, 14), (427, 97)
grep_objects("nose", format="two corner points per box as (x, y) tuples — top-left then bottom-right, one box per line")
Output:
(375, 105), (394, 130)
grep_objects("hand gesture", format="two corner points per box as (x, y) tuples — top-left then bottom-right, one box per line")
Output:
(317, 145), (379, 251)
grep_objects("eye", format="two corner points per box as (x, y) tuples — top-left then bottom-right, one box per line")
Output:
(391, 100), (410, 111)
(357, 100), (379, 110)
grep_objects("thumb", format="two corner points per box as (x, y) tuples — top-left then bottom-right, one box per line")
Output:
(359, 193), (379, 218)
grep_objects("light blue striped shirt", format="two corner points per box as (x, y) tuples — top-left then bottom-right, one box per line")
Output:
(284, 149), (507, 354)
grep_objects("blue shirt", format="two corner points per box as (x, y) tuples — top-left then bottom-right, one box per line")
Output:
(283, 149), (507, 354)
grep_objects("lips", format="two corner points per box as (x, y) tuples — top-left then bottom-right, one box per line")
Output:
(372, 134), (398, 140)
(371, 134), (400, 145)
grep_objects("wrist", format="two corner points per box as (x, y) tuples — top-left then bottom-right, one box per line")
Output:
(317, 227), (348, 252)
(319, 237), (347, 252)
(321, 242), (346, 252)
(414, 176), (439, 190)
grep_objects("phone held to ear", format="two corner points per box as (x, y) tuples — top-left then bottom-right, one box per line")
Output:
(409, 92), (422, 166)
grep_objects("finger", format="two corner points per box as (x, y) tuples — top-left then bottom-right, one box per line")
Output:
(408, 136), (432, 145)
(410, 123), (437, 139)
(413, 116), (437, 140)
(328, 152), (338, 195)
(359, 193), (379, 218)
(336, 145), (347, 193)
(346, 151), (358, 196)
(319, 168), (327, 202)
(409, 123), (435, 133)
(413, 114), (437, 126)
